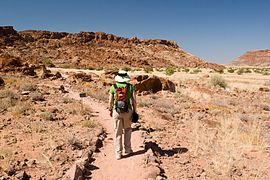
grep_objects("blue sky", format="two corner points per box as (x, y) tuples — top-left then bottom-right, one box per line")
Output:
(0, 0), (269, 64)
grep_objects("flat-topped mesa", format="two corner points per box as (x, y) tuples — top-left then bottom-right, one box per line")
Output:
(0, 26), (222, 68)
(230, 49), (270, 66)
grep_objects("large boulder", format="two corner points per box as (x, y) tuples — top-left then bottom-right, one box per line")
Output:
(134, 75), (175, 93)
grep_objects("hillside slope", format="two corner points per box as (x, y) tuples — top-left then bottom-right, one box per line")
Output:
(0, 26), (222, 69)
(230, 49), (270, 67)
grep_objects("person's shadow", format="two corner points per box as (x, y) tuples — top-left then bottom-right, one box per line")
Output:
(122, 141), (188, 158)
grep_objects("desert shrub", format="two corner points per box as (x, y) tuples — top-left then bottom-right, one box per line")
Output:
(20, 83), (37, 92)
(62, 97), (74, 104)
(31, 92), (45, 101)
(153, 98), (177, 115)
(210, 75), (228, 89)
(227, 68), (235, 73)
(165, 66), (175, 76)
(214, 68), (225, 74)
(182, 68), (190, 73)
(137, 97), (154, 108)
(0, 90), (18, 110)
(262, 72), (270, 76)
(86, 89), (108, 102)
(122, 66), (131, 72)
(155, 68), (163, 72)
(143, 67), (153, 73)
(82, 119), (100, 129)
(31, 121), (46, 133)
(11, 102), (30, 116)
(190, 68), (202, 74)
(96, 67), (103, 71)
(42, 58), (54, 67)
(87, 66), (95, 70)
(40, 112), (54, 121)
(60, 64), (72, 69)
(236, 68), (245, 75)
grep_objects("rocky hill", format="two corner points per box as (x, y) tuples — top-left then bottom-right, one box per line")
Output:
(230, 49), (270, 67)
(0, 26), (222, 69)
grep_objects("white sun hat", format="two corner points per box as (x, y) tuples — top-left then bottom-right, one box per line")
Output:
(115, 70), (131, 83)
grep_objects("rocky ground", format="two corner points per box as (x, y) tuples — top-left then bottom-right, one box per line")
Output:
(1, 65), (270, 179)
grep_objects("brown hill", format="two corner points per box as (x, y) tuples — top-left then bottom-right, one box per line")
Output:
(0, 26), (222, 69)
(230, 49), (270, 67)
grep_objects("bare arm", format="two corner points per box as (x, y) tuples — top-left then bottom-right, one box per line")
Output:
(108, 93), (114, 110)
(131, 91), (137, 112)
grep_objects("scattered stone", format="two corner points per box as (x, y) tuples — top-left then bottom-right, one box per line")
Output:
(259, 87), (270, 92)
(15, 171), (30, 180)
(21, 91), (31, 95)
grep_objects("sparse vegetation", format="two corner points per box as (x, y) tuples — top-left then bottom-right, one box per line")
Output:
(190, 68), (202, 74)
(210, 75), (228, 89)
(20, 82), (37, 91)
(227, 68), (235, 73)
(82, 119), (100, 129)
(42, 58), (54, 67)
(214, 68), (225, 74)
(31, 92), (45, 101)
(40, 112), (54, 121)
(143, 66), (154, 73)
(182, 68), (190, 73)
(165, 66), (175, 76)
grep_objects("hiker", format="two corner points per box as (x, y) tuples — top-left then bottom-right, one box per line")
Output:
(108, 70), (137, 160)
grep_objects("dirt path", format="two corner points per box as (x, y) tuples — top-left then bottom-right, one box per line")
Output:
(68, 91), (147, 180)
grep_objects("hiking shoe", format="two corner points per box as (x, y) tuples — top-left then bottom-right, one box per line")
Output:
(116, 154), (122, 160)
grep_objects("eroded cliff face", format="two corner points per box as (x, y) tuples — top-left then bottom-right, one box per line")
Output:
(230, 50), (270, 67)
(0, 26), (222, 68)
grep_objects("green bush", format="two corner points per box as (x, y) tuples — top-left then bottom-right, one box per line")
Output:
(42, 58), (54, 67)
(210, 75), (228, 89)
(165, 66), (175, 76)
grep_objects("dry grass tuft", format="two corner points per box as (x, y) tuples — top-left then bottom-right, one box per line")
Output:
(189, 115), (267, 177)
(81, 119), (100, 129)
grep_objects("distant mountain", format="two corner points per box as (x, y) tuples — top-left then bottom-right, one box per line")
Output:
(0, 26), (222, 69)
(230, 49), (270, 67)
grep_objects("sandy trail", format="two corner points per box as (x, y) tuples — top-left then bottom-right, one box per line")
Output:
(68, 91), (146, 180)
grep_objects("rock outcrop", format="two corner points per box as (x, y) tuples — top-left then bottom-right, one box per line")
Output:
(230, 49), (270, 67)
(0, 26), (223, 69)
(134, 75), (176, 93)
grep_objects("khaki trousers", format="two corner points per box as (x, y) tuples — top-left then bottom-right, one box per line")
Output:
(113, 109), (132, 155)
